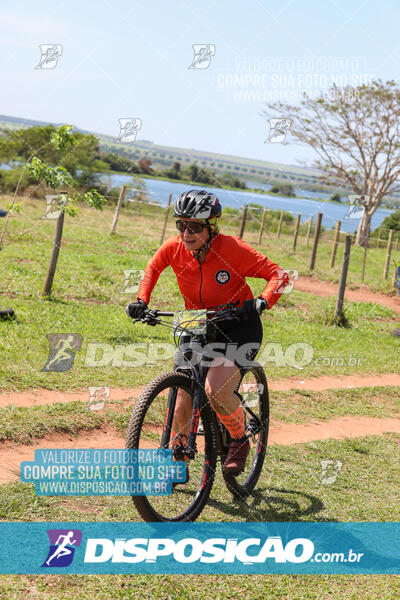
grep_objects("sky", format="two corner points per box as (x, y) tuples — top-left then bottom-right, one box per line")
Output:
(0, 0), (399, 167)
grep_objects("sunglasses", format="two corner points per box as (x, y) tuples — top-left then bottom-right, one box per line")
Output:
(176, 220), (207, 234)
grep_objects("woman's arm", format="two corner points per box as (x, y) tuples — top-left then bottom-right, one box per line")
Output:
(233, 237), (290, 309)
(135, 238), (174, 304)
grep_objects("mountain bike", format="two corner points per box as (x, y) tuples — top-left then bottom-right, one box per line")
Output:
(126, 303), (269, 522)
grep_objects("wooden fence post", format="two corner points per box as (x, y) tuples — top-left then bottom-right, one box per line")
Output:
(361, 238), (368, 282)
(396, 236), (399, 251)
(306, 216), (313, 246)
(276, 210), (284, 238)
(257, 208), (267, 245)
(377, 230), (382, 248)
(334, 234), (352, 323)
(392, 263), (398, 291)
(42, 209), (65, 297)
(292, 213), (301, 251)
(309, 213), (323, 271)
(160, 193), (172, 245)
(330, 220), (341, 268)
(383, 229), (394, 280)
(110, 184), (127, 234)
(238, 204), (248, 239)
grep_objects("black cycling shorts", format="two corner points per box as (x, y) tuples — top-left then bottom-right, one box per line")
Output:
(174, 311), (263, 373)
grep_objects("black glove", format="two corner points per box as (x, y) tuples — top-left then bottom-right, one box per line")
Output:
(256, 297), (268, 314)
(126, 299), (148, 319)
(240, 297), (268, 316)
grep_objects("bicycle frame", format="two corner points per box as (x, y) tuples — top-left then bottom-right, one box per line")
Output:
(139, 305), (263, 462)
(160, 343), (212, 455)
(160, 333), (239, 464)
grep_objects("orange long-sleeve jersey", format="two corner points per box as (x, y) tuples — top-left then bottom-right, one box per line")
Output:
(136, 233), (289, 310)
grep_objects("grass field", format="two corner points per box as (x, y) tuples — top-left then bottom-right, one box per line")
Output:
(0, 196), (398, 391)
(1, 195), (400, 599)
(0, 431), (399, 597)
(1, 386), (399, 444)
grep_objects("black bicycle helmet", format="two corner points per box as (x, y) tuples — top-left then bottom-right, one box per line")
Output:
(173, 189), (222, 219)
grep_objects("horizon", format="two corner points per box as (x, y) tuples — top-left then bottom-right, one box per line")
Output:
(0, 112), (320, 172)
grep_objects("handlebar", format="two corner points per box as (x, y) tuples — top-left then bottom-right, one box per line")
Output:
(133, 302), (243, 327)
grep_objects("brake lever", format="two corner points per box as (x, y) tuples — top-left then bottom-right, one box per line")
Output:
(143, 311), (160, 326)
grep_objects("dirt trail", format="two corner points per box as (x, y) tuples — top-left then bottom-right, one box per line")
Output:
(2, 415), (400, 484)
(0, 426), (125, 484)
(270, 373), (400, 391)
(296, 276), (400, 314)
(0, 388), (143, 409)
(1, 373), (399, 409)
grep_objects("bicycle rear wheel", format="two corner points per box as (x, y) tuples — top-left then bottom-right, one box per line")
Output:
(126, 372), (217, 522)
(223, 362), (269, 499)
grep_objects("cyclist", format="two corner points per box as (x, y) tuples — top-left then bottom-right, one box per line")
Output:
(126, 189), (289, 474)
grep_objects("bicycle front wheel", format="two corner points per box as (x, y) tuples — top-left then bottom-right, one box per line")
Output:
(126, 371), (217, 522)
(223, 362), (269, 499)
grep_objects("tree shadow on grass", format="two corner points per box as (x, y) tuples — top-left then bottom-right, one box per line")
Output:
(206, 486), (336, 522)
(42, 296), (69, 305)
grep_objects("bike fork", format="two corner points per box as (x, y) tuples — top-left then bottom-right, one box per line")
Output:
(160, 387), (177, 449)
(186, 383), (204, 458)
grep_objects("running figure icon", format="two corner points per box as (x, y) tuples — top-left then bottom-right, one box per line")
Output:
(42, 529), (82, 568)
(45, 531), (77, 566)
(41, 333), (82, 372)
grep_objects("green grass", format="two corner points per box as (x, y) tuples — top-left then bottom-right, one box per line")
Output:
(0, 573), (398, 600)
(0, 197), (399, 392)
(271, 386), (400, 423)
(1, 290), (397, 391)
(1, 196), (400, 599)
(0, 434), (399, 598)
(1, 433), (399, 522)
(0, 402), (103, 444)
(1, 387), (399, 445)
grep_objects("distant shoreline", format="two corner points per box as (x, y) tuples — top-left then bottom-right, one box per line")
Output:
(97, 170), (348, 205)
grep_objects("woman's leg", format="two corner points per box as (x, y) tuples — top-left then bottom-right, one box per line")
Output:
(205, 357), (249, 473)
(205, 357), (241, 415)
(171, 389), (193, 436)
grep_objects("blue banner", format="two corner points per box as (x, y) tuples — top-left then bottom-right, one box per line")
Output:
(1, 522), (400, 574)
(20, 449), (186, 495)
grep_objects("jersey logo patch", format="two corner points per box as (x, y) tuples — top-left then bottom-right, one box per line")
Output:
(215, 269), (231, 284)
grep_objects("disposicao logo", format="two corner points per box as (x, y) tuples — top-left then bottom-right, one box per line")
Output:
(42, 529), (82, 567)
(83, 536), (314, 564)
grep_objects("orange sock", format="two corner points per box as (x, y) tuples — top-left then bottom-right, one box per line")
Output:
(216, 405), (245, 439)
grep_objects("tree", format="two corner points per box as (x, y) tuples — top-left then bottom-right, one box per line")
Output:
(269, 183), (296, 197)
(0, 125), (60, 164)
(163, 161), (182, 180)
(374, 209), (400, 233)
(101, 152), (140, 174)
(189, 163), (199, 181)
(138, 157), (152, 173)
(263, 80), (400, 246)
(329, 192), (342, 202)
(0, 125), (106, 251)
(59, 132), (102, 184)
(0, 125), (106, 188)
(172, 161), (181, 177)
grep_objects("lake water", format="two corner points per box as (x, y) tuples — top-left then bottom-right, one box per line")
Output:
(100, 173), (394, 233)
